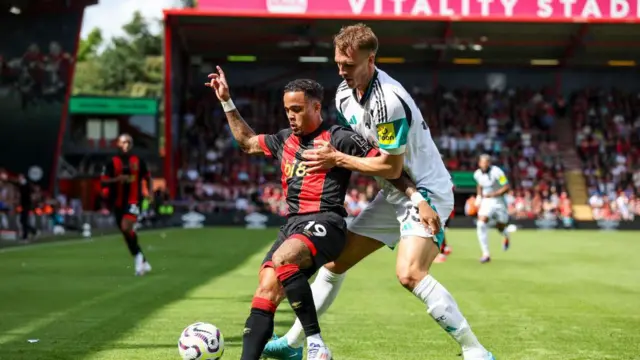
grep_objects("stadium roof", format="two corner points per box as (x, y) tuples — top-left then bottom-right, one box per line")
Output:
(165, 13), (640, 68)
(4, 0), (97, 12)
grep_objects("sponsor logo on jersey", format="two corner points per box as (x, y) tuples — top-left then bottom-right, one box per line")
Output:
(377, 123), (396, 145)
(283, 159), (308, 178)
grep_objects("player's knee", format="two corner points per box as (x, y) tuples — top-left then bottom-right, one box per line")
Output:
(256, 268), (285, 304)
(272, 237), (313, 268)
(396, 264), (429, 291)
(323, 261), (349, 275)
(120, 219), (134, 232)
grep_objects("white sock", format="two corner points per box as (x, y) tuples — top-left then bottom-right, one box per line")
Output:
(413, 275), (486, 353)
(285, 267), (346, 348)
(135, 253), (144, 267)
(476, 220), (490, 257)
(501, 227), (510, 240)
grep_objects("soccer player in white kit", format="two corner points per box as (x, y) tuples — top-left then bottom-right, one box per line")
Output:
(263, 24), (494, 360)
(473, 154), (512, 263)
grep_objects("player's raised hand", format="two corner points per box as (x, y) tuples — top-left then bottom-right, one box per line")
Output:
(417, 201), (441, 236)
(205, 66), (231, 102)
(302, 140), (337, 173)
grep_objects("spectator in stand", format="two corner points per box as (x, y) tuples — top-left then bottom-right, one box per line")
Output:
(574, 88), (640, 221)
(178, 84), (572, 220)
(558, 192), (574, 228)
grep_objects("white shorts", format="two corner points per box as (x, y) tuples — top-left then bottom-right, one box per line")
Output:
(347, 189), (454, 248)
(478, 198), (509, 224)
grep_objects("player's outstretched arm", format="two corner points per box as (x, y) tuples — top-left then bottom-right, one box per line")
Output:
(205, 66), (264, 155)
(301, 128), (403, 179)
(221, 108), (265, 155)
(387, 170), (420, 198)
(331, 93), (410, 179)
(333, 151), (404, 179)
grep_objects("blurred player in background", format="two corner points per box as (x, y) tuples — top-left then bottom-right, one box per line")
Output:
(265, 24), (494, 360)
(101, 134), (153, 276)
(0, 172), (38, 242)
(473, 154), (511, 263)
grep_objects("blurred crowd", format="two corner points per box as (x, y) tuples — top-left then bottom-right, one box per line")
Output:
(0, 42), (72, 107)
(572, 89), (640, 220)
(178, 85), (575, 220)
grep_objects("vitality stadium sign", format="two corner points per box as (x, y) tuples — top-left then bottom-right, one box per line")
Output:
(198, 0), (640, 21)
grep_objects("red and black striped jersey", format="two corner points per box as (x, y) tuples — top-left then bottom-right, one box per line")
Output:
(101, 154), (150, 208)
(258, 122), (377, 217)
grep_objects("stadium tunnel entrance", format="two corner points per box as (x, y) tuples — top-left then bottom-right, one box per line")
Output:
(163, 9), (640, 200)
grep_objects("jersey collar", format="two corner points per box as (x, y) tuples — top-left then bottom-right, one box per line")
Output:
(300, 120), (328, 141)
(353, 69), (378, 106)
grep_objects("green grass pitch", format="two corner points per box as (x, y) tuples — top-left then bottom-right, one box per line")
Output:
(0, 228), (639, 360)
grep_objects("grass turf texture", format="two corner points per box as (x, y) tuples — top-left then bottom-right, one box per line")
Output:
(0, 228), (638, 360)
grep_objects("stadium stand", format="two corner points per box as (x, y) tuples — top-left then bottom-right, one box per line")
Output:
(178, 83), (585, 221)
(572, 89), (640, 221)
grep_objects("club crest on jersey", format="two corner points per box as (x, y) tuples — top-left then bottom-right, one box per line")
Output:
(350, 134), (369, 149)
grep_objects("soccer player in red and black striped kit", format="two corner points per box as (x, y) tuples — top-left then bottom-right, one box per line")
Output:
(206, 67), (420, 360)
(101, 134), (153, 276)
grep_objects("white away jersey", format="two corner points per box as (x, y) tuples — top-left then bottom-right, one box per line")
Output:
(334, 68), (452, 204)
(473, 166), (509, 197)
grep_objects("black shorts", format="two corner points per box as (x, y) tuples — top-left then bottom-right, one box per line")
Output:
(261, 212), (347, 278)
(113, 203), (141, 225)
(445, 218), (451, 228)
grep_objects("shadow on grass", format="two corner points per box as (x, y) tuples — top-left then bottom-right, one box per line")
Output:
(0, 228), (276, 359)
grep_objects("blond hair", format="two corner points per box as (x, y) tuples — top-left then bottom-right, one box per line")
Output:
(333, 23), (378, 55)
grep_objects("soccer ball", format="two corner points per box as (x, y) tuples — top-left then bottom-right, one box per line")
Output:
(178, 322), (225, 360)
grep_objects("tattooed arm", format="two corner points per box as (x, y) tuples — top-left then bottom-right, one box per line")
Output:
(222, 109), (263, 155)
(206, 66), (279, 156)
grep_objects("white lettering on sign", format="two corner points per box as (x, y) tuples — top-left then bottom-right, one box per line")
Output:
(410, 0), (433, 15)
(348, 0), (367, 13)
(581, 0), (602, 17)
(501, 0), (517, 16)
(341, 0), (640, 19)
(440, 0), (454, 16)
(537, 0), (552, 17)
(611, 0), (629, 18)
(391, 0), (407, 14)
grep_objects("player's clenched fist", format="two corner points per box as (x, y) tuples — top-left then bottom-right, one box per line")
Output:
(205, 66), (231, 102)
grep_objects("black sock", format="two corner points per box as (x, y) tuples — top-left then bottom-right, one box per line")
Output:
(240, 297), (276, 360)
(276, 264), (321, 337)
(123, 230), (143, 257)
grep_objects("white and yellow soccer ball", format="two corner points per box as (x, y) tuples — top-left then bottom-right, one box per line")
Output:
(178, 322), (224, 360)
